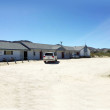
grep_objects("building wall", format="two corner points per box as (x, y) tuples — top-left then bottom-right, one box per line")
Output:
(0, 48), (91, 62)
(0, 50), (21, 61)
(14, 51), (21, 60)
(42, 50), (71, 59)
(34, 50), (40, 60)
(57, 51), (62, 59)
(0, 50), (5, 61)
(80, 48), (90, 57)
(20, 50), (24, 60)
(27, 50), (41, 60)
(64, 51), (70, 59)
(28, 50), (34, 60)
(42, 50), (72, 59)
(27, 49), (56, 60)
(20, 50), (40, 60)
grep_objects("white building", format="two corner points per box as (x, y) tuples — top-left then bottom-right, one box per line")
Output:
(72, 45), (91, 57)
(0, 42), (28, 61)
(21, 42), (79, 59)
(0, 41), (91, 61)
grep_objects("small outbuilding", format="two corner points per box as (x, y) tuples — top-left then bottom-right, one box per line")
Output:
(72, 45), (91, 58)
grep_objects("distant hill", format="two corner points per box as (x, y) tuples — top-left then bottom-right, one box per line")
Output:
(0, 40), (11, 42)
(12, 40), (32, 43)
(88, 47), (110, 57)
(0, 40), (32, 43)
(88, 47), (110, 53)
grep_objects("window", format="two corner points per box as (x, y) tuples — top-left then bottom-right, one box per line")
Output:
(45, 53), (53, 56)
(4, 51), (13, 55)
(77, 52), (79, 55)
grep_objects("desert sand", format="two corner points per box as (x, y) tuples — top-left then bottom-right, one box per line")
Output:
(0, 58), (110, 110)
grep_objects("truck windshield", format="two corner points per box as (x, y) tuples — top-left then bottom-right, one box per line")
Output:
(45, 53), (53, 56)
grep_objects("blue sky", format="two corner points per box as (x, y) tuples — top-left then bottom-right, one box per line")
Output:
(0, 0), (110, 48)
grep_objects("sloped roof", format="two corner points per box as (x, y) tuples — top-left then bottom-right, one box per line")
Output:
(0, 41), (86, 51)
(63, 46), (86, 51)
(21, 42), (65, 50)
(0, 42), (28, 50)
(73, 46), (85, 51)
(21, 42), (85, 51)
(64, 46), (74, 50)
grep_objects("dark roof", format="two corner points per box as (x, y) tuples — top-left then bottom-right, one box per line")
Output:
(64, 46), (74, 50)
(63, 46), (86, 51)
(21, 42), (86, 51)
(73, 46), (85, 51)
(21, 42), (63, 50)
(0, 40), (87, 51)
(0, 42), (28, 50)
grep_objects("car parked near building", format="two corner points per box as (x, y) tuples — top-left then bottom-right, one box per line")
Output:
(71, 54), (80, 58)
(43, 52), (57, 63)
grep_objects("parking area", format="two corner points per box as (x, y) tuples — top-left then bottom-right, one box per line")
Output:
(0, 58), (110, 110)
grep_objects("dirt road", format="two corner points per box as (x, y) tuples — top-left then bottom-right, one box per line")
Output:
(0, 58), (110, 110)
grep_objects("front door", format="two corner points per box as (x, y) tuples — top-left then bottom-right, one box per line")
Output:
(40, 51), (43, 60)
(77, 52), (79, 55)
(62, 52), (64, 59)
(24, 51), (27, 60)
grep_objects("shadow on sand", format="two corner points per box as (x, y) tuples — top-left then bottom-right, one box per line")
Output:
(45, 61), (60, 64)
(101, 74), (110, 78)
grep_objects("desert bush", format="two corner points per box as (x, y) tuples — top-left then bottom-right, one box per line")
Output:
(91, 52), (110, 57)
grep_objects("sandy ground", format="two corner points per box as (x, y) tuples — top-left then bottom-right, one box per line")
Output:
(0, 58), (110, 110)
